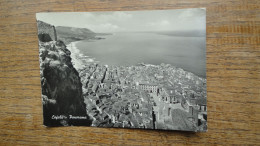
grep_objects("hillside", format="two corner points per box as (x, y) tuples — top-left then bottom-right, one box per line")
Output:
(56, 26), (96, 44)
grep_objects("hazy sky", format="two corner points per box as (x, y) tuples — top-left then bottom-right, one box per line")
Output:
(36, 8), (205, 33)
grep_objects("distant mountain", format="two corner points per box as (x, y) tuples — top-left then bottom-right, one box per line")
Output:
(56, 26), (97, 44)
(156, 30), (206, 37)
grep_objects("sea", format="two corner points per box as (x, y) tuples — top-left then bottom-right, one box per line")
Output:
(76, 32), (206, 78)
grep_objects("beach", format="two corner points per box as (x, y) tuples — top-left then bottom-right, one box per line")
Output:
(67, 41), (99, 71)
(67, 41), (83, 70)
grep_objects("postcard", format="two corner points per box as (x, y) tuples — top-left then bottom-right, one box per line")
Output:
(36, 8), (207, 132)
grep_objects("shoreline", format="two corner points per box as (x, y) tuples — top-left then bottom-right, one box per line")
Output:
(67, 41), (84, 70)
(67, 41), (206, 80)
(67, 41), (98, 71)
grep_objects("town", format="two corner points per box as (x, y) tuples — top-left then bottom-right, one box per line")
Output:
(78, 63), (207, 131)
(36, 20), (207, 130)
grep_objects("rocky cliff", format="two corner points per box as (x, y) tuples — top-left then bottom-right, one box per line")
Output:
(37, 20), (57, 42)
(37, 21), (92, 126)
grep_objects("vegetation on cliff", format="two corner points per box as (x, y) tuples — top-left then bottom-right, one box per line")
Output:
(39, 40), (92, 126)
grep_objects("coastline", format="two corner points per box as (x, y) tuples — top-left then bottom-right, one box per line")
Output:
(67, 41), (82, 70)
(75, 33), (206, 78)
(67, 41), (97, 71)
(67, 40), (206, 80)
(67, 41), (87, 71)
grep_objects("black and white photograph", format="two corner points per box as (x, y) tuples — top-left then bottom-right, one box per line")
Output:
(36, 8), (207, 132)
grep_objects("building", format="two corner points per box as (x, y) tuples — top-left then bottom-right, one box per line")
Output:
(138, 83), (158, 93)
(161, 87), (178, 104)
(186, 94), (199, 126)
(197, 98), (207, 112)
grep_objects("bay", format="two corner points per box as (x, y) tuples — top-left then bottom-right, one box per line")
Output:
(76, 32), (206, 78)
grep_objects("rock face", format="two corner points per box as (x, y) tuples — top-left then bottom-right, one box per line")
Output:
(37, 20), (57, 42)
(37, 21), (92, 126)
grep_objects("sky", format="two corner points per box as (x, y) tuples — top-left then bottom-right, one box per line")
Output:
(36, 8), (206, 33)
